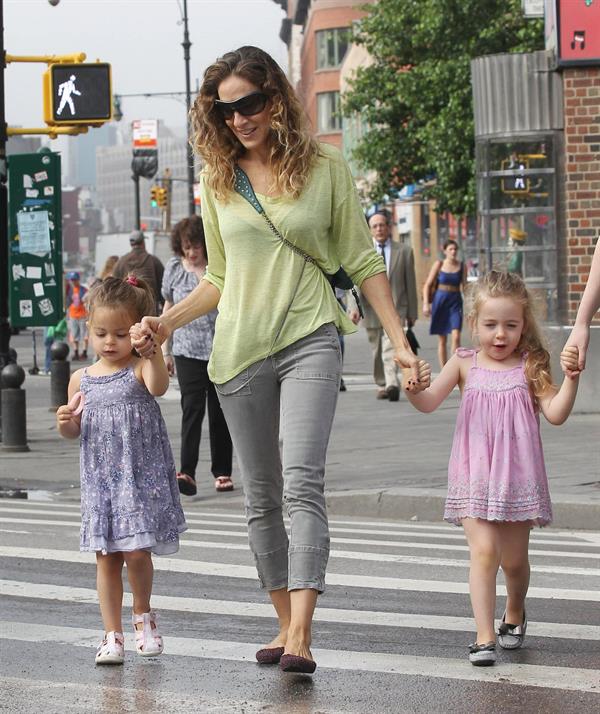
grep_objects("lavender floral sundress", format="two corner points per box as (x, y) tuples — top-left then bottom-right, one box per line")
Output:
(79, 366), (187, 554)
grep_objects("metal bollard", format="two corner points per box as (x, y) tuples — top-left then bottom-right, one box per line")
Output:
(50, 341), (70, 411)
(1, 363), (29, 452)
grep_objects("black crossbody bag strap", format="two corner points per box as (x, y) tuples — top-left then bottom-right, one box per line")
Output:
(233, 166), (364, 319)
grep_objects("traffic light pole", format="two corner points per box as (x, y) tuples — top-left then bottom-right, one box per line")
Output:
(0, 0), (11, 370)
(182, 0), (195, 216)
(133, 173), (141, 230)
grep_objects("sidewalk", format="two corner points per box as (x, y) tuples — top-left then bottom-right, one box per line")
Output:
(1, 326), (598, 529)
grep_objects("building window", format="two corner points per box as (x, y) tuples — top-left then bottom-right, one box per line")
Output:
(317, 91), (342, 133)
(316, 28), (350, 69)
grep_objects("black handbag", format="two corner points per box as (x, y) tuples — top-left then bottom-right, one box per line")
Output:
(406, 326), (420, 355)
(234, 166), (363, 318)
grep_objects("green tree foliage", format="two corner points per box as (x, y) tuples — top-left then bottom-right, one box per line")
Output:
(343, 0), (544, 215)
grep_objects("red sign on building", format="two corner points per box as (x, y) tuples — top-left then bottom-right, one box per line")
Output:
(546, 0), (600, 66)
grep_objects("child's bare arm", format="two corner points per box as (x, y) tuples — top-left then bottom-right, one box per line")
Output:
(139, 339), (170, 396)
(404, 354), (462, 413)
(538, 346), (580, 425)
(56, 370), (83, 439)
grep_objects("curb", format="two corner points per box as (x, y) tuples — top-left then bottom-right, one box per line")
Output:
(325, 487), (600, 531)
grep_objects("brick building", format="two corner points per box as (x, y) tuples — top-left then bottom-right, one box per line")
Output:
(560, 67), (600, 324)
(274, 0), (371, 147)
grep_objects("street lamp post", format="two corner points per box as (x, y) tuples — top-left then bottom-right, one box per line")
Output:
(181, 0), (195, 216)
(1, 0), (11, 370)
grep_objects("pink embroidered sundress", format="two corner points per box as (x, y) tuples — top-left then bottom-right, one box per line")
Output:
(444, 348), (552, 526)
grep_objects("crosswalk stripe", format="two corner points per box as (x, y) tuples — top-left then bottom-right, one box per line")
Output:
(1, 621), (597, 692)
(2, 502), (598, 545)
(177, 538), (599, 577)
(2, 517), (598, 561)
(2, 580), (598, 641)
(1, 507), (595, 547)
(1, 546), (598, 601)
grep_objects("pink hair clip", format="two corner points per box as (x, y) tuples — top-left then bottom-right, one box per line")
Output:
(125, 275), (139, 287)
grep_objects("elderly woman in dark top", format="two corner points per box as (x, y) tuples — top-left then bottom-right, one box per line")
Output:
(161, 216), (233, 495)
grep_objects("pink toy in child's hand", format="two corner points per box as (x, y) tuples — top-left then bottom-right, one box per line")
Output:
(68, 391), (84, 415)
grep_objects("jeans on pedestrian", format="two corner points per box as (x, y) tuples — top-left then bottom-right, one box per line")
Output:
(174, 355), (233, 480)
(215, 322), (341, 593)
(44, 336), (54, 373)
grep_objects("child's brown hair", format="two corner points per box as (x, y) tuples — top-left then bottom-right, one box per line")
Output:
(465, 271), (553, 400)
(87, 275), (155, 324)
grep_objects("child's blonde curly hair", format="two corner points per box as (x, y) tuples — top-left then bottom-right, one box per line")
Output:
(465, 270), (553, 400)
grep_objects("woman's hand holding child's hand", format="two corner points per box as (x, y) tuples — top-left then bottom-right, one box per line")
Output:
(130, 321), (160, 359)
(560, 345), (580, 379)
(401, 359), (432, 393)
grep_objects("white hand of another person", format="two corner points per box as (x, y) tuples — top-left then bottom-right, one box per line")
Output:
(561, 324), (589, 377)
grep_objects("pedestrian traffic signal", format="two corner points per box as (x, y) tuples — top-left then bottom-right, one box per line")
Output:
(501, 156), (530, 195)
(43, 62), (112, 125)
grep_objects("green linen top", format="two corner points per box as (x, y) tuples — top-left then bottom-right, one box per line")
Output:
(201, 142), (385, 384)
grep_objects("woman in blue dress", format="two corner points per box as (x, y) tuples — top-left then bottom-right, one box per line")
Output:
(423, 240), (466, 368)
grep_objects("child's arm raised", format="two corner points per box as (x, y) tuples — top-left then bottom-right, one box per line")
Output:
(56, 370), (83, 439)
(538, 346), (580, 425)
(403, 354), (462, 413)
(138, 338), (170, 396)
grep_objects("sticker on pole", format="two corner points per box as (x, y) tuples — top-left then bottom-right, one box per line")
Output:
(17, 211), (51, 256)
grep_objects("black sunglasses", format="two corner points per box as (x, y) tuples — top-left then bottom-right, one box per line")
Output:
(214, 91), (269, 120)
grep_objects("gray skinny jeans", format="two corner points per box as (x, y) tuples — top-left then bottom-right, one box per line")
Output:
(215, 322), (341, 593)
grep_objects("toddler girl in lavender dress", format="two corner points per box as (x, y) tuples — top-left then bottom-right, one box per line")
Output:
(57, 275), (187, 665)
(405, 271), (580, 666)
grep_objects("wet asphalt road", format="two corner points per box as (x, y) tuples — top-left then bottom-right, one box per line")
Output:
(0, 497), (599, 713)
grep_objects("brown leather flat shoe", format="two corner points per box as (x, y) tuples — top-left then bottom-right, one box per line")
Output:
(280, 654), (317, 674)
(255, 646), (284, 664)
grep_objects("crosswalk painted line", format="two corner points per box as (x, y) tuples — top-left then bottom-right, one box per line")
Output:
(178, 539), (598, 576)
(1, 546), (598, 601)
(2, 500), (598, 545)
(1, 506), (597, 547)
(2, 621), (598, 693)
(2, 516), (599, 563)
(3, 579), (598, 642)
(0, 525), (595, 575)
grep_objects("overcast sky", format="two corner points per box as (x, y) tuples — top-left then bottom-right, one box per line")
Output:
(4, 0), (287, 130)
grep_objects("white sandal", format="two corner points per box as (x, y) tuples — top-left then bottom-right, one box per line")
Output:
(132, 610), (164, 657)
(95, 631), (124, 665)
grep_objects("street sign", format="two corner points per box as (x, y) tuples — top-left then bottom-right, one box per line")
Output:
(132, 119), (158, 180)
(8, 152), (63, 327)
(43, 62), (112, 125)
(132, 119), (158, 149)
(545, 0), (600, 66)
(522, 0), (544, 18)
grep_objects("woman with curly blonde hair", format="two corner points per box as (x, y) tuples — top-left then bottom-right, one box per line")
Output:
(130, 45), (429, 674)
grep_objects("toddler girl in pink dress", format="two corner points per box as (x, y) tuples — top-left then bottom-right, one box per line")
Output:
(406, 271), (580, 666)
